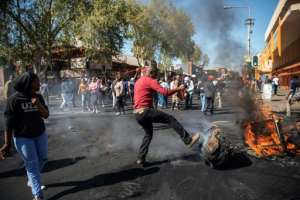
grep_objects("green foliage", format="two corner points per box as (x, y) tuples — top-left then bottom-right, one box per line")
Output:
(75, 0), (131, 61)
(0, 0), (82, 75)
(0, 0), (208, 76)
(128, 0), (199, 66)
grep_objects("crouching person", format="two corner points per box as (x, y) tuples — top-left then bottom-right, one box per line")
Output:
(0, 72), (49, 200)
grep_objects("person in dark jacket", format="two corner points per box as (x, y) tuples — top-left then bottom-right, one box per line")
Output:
(0, 72), (49, 200)
(204, 75), (217, 115)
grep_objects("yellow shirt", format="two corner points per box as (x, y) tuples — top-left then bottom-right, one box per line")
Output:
(79, 83), (88, 93)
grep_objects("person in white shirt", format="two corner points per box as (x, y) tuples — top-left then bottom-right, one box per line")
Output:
(114, 73), (125, 115)
(184, 76), (194, 109)
(272, 75), (279, 95)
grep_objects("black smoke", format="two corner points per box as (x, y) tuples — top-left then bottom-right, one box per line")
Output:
(173, 0), (246, 70)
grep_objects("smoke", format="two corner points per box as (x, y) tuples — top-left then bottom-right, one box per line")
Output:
(172, 0), (246, 71)
(109, 113), (214, 160)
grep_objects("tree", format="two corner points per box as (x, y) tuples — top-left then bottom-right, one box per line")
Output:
(74, 0), (132, 63)
(0, 0), (83, 76)
(202, 54), (209, 66)
(128, 0), (198, 66)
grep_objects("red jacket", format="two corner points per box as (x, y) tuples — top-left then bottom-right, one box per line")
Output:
(134, 76), (176, 109)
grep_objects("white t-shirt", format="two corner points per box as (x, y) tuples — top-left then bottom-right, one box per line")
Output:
(272, 77), (279, 85)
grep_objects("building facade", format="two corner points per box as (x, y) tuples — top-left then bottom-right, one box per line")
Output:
(260, 0), (300, 87)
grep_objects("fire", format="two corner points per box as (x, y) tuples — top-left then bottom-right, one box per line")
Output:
(244, 102), (300, 157)
(244, 121), (284, 157)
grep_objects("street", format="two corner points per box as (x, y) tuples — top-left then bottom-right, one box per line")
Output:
(1, 87), (300, 200)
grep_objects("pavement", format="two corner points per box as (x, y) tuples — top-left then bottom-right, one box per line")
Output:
(256, 87), (300, 122)
(1, 87), (300, 200)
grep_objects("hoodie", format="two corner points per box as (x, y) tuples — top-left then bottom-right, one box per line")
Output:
(4, 72), (48, 138)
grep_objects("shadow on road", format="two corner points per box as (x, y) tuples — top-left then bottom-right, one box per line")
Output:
(0, 156), (85, 179)
(143, 159), (170, 168)
(47, 166), (160, 200)
(214, 152), (252, 170)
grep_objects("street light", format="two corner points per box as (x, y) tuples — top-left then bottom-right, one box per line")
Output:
(224, 6), (254, 61)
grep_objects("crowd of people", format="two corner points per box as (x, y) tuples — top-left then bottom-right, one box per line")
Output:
(18, 69), (227, 116)
(3, 66), (300, 200)
(3, 65), (227, 199)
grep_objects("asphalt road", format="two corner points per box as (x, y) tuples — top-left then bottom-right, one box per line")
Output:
(1, 88), (300, 200)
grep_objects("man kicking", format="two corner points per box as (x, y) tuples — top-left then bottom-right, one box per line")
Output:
(134, 66), (200, 165)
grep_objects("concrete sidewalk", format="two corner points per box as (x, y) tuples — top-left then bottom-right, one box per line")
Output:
(257, 88), (300, 121)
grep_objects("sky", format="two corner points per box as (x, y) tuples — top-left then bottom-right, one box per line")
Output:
(223, 0), (278, 54)
(122, 0), (279, 68)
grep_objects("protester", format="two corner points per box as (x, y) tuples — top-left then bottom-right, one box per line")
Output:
(0, 72), (49, 200)
(111, 74), (118, 110)
(98, 78), (106, 108)
(162, 78), (170, 108)
(272, 75), (279, 95)
(256, 77), (262, 92)
(262, 76), (272, 100)
(122, 78), (129, 104)
(40, 79), (49, 106)
(158, 79), (164, 108)
(204, 75), (217, 115)
(78, 79), (89, 112)
(287, 75), (300, 104)
(133, 66), (200, 165)
(71, 78), (78, 107)
(171, 75), (180, 110)
(184, 76), (194, 109)
(215, 79), (225, 109)
(88, 76), (100, 113)
(158, 78), (169, 108)
(60, 77), (74, 110)
(128, 77), (135, 105)
(114, 73), (125, 115)
(197, 80), (206, 112)
(3, 74), (15, 99)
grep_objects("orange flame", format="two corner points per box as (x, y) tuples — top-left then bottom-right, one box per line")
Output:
(244, 102), (300, 157)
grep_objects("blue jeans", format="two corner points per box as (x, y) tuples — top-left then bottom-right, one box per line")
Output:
(13, 132), (48, 199)
(81, 93), (87, 109)
(158, 94), (164, 107)
(200, 94), (206, 112)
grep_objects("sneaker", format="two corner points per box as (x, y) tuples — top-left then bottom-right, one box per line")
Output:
(188, 132), (201, 148)
(33, 198), (43, 200)
(115, 112), (120, 116)
(136, 158), (145, 166)
(27, 181), (47, 190)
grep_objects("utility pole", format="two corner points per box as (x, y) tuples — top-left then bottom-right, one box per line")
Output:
(224, 6), (254, 62)
(245, 8), (254, 62)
